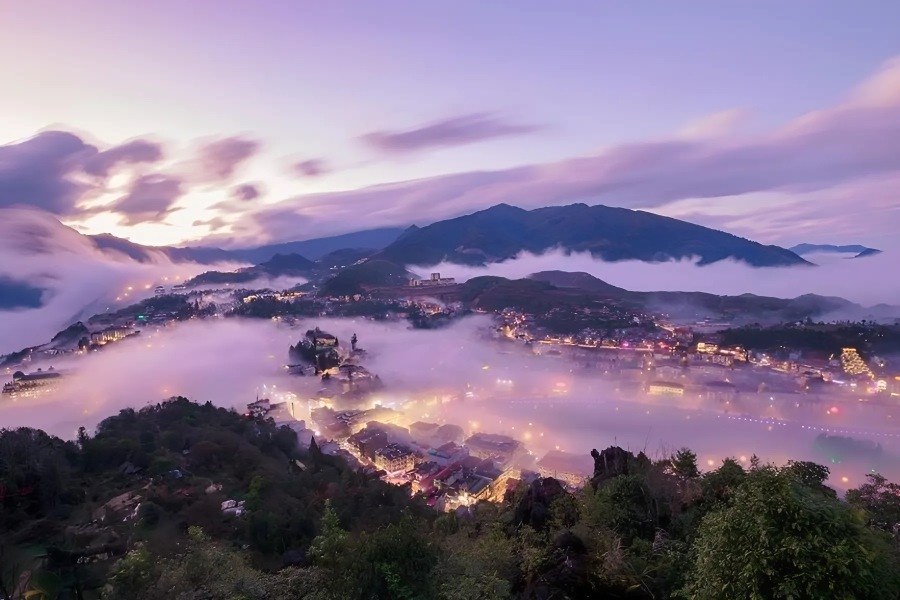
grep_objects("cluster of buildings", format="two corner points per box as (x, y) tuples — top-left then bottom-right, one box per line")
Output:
(241, 290), (307, 304)
(2, 368), (63, 399)
(408, 272), (457, 287)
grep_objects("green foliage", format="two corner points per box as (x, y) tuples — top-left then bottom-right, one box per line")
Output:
(670, 448), (700, 481)
(846, 472), (900, 532)
(682, 466), (900, 600)
(585, 474), (659, 543)
(4, 398), (900, 600)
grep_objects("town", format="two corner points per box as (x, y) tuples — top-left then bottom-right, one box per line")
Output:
(4, 272), (900, 509)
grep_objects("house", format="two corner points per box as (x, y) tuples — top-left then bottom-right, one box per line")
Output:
(647, 381), (685, 397)
(374, 444), (416, 473)
(427, 442), (468, 466)
(221, 499), (246, 517)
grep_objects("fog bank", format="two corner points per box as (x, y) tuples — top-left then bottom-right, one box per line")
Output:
(414, 248), (900, 307)
(2, 316), (898, 490)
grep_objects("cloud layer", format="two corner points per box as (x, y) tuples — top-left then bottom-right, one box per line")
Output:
(414, 247), (900, 308)
(245, 57), (900, 245)
(2, 316), (897, 491)
(0, 208), (239, 354)
(361, 112), (542, 154)
(1, 58), (899, 251)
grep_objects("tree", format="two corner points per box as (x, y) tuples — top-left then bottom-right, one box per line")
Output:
(308, 500), (348, 569)
(682, 467), (900, 600)
(670, 448), (699, 481)
(846, 473), (900, 532)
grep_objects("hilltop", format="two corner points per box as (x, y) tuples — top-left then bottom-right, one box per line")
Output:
(374, 203), (809, 267)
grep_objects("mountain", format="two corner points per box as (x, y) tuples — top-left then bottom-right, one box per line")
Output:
(185, 253), (319, 287)
(319, 260), (413, 296)
(374, 203), (809, 267)
(854, 248), (883, 259)
(789, 243), (882, 258)
(523, 270), (898, 323)
(89, 227), (406, 265)
(227, 228), (405, 263)
(316, 248), (379, 270)
(529, 270), (629, 296)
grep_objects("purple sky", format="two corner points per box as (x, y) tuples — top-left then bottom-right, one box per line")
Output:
(1, 1), (899, 249)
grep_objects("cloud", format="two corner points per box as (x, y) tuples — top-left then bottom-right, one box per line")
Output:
(416, 246), (900, 307)
(0, 130), (96, 213)
(231, 183), (262, 201)
(292, 158), (329, 178)
(113, 174), (184, 225)
(0, 207), (234, 354)
(83, 138), (165, 177)
(2, 315), (897, 490)
(191, 216), (229, 232)
(190, 136), (260, 183)
(677, 108), (751, 139)
(244, 57), (900, 244)
(361, 112), (543, 154)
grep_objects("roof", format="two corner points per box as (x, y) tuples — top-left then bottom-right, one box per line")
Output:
(648, 381), (684, 390)
(705, 380), (736, 389)
(20, 371), (62, 382)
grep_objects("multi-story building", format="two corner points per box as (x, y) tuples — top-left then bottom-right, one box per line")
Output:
(374, 444), (416, 473)
(2, 369), (62, 399)
(647, 381), (685, 397)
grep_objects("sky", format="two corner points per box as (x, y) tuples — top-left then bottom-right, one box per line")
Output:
(1, 1), (899, 249)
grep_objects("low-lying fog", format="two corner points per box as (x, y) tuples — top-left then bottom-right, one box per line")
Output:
(413, 248), (900, 307)
(0, 208), (249, 354)
(2, 316), (898, 491)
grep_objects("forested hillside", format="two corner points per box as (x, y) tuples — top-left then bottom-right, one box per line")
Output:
(2, 398), (899, 599)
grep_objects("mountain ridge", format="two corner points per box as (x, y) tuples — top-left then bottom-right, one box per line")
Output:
(524, 270), (899, 323)
(789, 243), (882, 259)
(373, 203), (810, 267)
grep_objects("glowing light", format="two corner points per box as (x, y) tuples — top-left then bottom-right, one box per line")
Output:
(706, 459), (715, 467)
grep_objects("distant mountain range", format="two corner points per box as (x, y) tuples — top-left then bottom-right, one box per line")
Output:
(91, 203), (809, 269)
(184, 248), (385, 288)
(374, 203), (809, 267)
(789, 243), (882, 259)
(487, 270), (899, 323)
(185, 253), (320, 287)
(89, 227), (405, 265)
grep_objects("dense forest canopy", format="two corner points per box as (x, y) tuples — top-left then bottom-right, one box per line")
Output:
(1, 398), (899, 599)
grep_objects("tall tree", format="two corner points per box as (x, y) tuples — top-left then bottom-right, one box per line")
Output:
(682, 467), (900, 600)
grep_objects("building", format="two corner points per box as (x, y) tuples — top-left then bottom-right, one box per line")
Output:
(536, 450), (594, 488)
(427, 442), (469, 466)
(703, 380), (738, 404)
(246, 397), (272, 418)
(2, 369), (62, 399)
(374, 443), (416, 473)
(647, 381), (685, 397)
(464, 433), (524, 466)
(408, 272), (456, 287)
(89, 325), (135, 345)
(841, 348), (873, 378)
(348, 427), (389, 461)
(410, 421), (440, 444)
